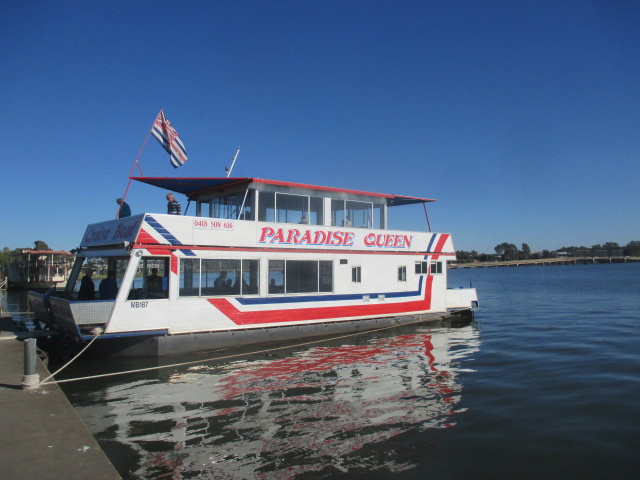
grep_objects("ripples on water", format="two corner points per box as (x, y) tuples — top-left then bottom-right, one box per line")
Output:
(4, 262), (639, 479)
(61, 324), (480, 479)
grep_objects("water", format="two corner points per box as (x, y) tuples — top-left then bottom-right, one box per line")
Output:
(3, 263), (639, 479)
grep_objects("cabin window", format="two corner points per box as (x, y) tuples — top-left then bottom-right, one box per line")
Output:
(331, 200), (345, 227)
(415, 261), (429, 274)
(268, 260), (284, 293)
(67, 256), (130, 300)
(309, 196), (323, 225)
(268, 192), (324, 225)
(331, 200), (373, 228)
(211, 194), (241, 220)
(352, 266), (362, 283)
(268, 260), (333, 294)
(398, 266), (407, 282)
(179, 258), (259, 297)
(373, 203), (384, 229)
(258, 191), (275, 222)
(276, 193), (306, 224)
(346, 200), (373, 228)
(319, 261), (333, 292)
(431, 261), (443, 274)
(197, 199), (210, 218)
(126, 257), (169, 300)
(238, 189), (254, 220)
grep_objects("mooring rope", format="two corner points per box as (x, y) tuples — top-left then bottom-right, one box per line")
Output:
(38, 332), (103, 386)
(39, 316), (442, 386)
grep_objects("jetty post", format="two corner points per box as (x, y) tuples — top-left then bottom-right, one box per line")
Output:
(21, 338), (40, 389)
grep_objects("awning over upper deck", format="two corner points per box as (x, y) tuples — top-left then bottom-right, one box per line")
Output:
(131, 177), (435, 206)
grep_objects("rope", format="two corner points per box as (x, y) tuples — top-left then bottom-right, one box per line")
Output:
(38, 332), (103, 386)
(40, 316), (439, 386)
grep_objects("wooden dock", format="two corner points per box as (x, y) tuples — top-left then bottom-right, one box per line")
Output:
(450, 256), (640, 269)
(0, 316), (120, 479)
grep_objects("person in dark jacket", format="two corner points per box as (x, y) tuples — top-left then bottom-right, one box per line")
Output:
(116, 198), (131, 218)
(166, 193), (181, 215)
(99, 270), (118, 300)
(78, 268), (96, 300)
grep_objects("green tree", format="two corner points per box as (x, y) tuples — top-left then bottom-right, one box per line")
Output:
(33, 240), (51, 251)
(0, 247), (18, 277)
(624, 241), (640, 256)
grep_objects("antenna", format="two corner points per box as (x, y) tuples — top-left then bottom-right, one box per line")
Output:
(226, 148), (241, 177)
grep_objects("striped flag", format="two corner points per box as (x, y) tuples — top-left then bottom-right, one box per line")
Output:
(151, 111), (188, 168)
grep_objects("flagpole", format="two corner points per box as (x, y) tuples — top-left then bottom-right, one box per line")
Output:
(116, 110), (163, 219)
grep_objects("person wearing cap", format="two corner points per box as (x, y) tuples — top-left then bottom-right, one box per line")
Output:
(116, 198), (131, 218)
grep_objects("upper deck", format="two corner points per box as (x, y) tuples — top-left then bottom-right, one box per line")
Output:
(80, 177), (453, 255)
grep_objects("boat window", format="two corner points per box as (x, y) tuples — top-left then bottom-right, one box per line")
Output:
(268, 260), (284, 293)
(346, 201), (373, 228)
(268, 260), (333, 294)
(331, 200), (373, 228)
(331, 199), (345, 227)
(179, 258), (259, 297)
(242, 259), (260, 294)
(127, 257), (169, 300)
(276, 193), (308, 224)
(309, 196), (323, 225)
(351, 266), (362, 283)
(67, 256), (130, 300)
(373, 203), (384, 229)
(415, 261), (429, 274)
(258, 191), (275, 222)
(398, 266), (407, 282)
(196, 200), (211, 217)
(238, 190), (254, 220)
(430, 261), (443, 274)
(319, 261), (332, 292)
(211, 194), (242, 220)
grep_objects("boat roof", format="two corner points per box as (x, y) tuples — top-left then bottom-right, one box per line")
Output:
(131, 177), (435, 206)
(17, 249), (73, 255)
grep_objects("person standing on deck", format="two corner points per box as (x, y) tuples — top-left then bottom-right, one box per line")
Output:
(78, 268), (95, 300)
(116, 198), (131, 218)
(166, 193), (181, 215)
(99, 270), (118, 300)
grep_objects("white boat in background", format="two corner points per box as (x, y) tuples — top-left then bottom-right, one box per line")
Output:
(8, 249), (74, 290)
(29, 176), (478, 356)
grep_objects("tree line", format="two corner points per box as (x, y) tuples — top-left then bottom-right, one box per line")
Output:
(456, 241), (640, 263)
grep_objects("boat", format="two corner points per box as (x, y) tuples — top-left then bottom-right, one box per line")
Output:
(8, 249), (74, 291)
(28, 176), (478, 357)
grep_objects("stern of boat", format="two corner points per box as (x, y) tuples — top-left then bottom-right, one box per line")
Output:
(445, 286), (479, 314)
(47, 297), (115, 337)
(27, 290), (54, 329)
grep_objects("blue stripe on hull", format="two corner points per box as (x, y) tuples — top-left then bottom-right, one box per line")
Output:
(236, 277), (425, 306)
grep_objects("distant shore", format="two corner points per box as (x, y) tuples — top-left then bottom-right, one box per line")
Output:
(450, 256), (640, 269)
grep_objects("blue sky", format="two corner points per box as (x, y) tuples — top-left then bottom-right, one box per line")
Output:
(2, 1), (639, 254)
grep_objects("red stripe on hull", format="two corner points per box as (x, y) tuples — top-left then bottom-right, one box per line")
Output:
(435, 233), (450, 252)
(208, 275), (434, 325)
(136, 228), (159, 245)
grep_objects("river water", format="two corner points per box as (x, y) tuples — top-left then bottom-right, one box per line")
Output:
(2, 263), (639, 479)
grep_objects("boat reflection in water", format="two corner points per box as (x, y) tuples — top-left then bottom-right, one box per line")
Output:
(66, 323), (480, 479)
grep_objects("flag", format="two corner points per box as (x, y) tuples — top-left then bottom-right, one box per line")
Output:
(151, 111), (188, 168)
